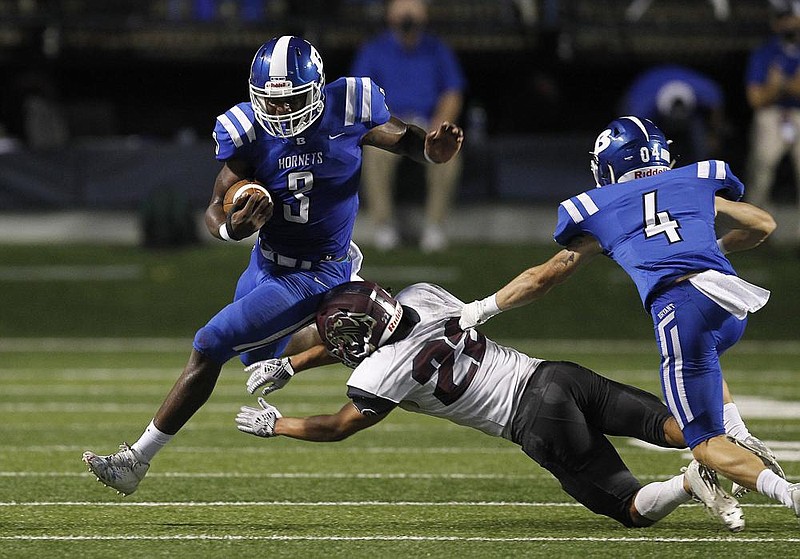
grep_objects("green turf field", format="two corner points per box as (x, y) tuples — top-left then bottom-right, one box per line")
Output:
(1, 243), (798, 557)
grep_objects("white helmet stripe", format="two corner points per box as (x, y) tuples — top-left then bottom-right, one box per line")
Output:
(269, 36), (292, 78)
(622, 115), (649, 138)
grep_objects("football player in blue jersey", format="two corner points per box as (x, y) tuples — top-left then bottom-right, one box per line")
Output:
(82, 35), (463, 496)
(459, 116), (800, 530)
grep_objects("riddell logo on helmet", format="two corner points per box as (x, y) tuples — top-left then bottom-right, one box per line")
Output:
(385, 308), (402, 334)
(634, 168), (668, 179)
(382, 303), (404, 342)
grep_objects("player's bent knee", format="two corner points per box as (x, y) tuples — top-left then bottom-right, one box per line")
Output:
(193, 325), (234, 365)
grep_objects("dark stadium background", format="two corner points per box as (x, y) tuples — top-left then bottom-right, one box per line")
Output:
(3, 0), (797, 211)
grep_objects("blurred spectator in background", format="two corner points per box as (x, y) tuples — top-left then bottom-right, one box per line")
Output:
(4, 70), (69, 151)
(626, 0), (729, 21)
(620, 65), (725, 163)
(167, 0), (271, 22)
(351, 0), (466, 252)
(745, 0), (800, 241)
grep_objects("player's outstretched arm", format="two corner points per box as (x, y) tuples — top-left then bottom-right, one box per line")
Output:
(497, 237), (601, 309)
(460, 235), (602, 329)
(714, 197), (776, 254)
(236, 399), (387, 442)
(361, 116), (463, 164)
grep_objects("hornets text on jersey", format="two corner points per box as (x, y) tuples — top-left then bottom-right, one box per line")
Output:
(554, 160), (744, 307)
(213, 76), (390, 262)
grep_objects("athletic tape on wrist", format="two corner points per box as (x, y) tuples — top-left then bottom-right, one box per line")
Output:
(219, 221), (238, 242)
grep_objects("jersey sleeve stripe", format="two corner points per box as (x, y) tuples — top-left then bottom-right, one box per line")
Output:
(217, 113), (243, 148)
(576, 192), (599, 215)
(230, 106), (256, 142)
(714, 160), (726, 180)
(360, 77), (372, 123)
(561, 199), (584, 223)
(697, 160), (710, 179)
(344, 77), (357, 126)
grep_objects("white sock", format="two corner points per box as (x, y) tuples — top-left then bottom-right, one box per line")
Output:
(131, 420), (173, 463)
(723, 402), (752, 441)
(756, 468), (793, 507)
(633, 474), (693, 521)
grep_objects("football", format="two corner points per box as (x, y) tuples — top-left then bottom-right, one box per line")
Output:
(223, 180), (271, 214)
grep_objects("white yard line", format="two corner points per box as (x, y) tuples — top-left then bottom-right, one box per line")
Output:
(2, 534), (797, 543)
(1, 338), (799, 353)
(0, 500), (788, 508)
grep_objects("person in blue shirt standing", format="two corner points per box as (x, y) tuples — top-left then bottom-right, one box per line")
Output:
(351, 0), (466, 252)
(746, 0), (800, 240)
(82, 35), (463, 496)
(459, 116), (799, 531)
(621, 64), (725, 162)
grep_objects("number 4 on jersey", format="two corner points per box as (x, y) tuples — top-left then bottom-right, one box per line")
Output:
(643, 191), (682, 243)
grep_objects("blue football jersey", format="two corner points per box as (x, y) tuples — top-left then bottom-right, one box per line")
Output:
(554, 161), (744, 306)
(212, 76), (391, 261)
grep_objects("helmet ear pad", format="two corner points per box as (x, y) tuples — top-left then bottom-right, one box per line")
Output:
(590, 153), (613, 187)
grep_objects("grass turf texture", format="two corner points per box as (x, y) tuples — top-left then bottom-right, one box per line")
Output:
(0, 241), (797, 340)
(1, 243), (798, 557)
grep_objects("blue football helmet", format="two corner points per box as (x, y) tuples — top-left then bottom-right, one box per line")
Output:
(249, 36), (325, 138)
(590, 116), (671, 187)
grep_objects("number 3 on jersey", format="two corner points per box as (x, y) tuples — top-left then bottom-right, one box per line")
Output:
(642, 190), (682, 243)
(284, 171), (312, 223)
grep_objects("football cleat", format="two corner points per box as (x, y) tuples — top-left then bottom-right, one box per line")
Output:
(789, 483), (800, 518)
(682, 459), (745, 532)
(728, 435), (786, 498)
(82, 442), (149, 496)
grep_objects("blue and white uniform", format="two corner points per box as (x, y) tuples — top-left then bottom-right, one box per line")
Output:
(195, 77), (390, 365)
(554, 162), (770, 448)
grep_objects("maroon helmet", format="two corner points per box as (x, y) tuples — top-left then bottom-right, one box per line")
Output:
(315, 281), (404, 368)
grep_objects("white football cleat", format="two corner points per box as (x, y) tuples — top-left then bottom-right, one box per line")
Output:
(82, 443), (149, 496)
(789, 483), (800, 518)
(683, 459), (745, 532)
(729, 436), (785, 498)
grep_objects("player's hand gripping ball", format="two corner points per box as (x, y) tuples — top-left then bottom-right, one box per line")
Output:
(223, 179), (271, 214)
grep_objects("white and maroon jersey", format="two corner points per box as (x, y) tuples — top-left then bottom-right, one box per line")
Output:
(346, 283), (543, 437)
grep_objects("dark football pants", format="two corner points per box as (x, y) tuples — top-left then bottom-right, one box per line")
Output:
(508, 360), (677, 527)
